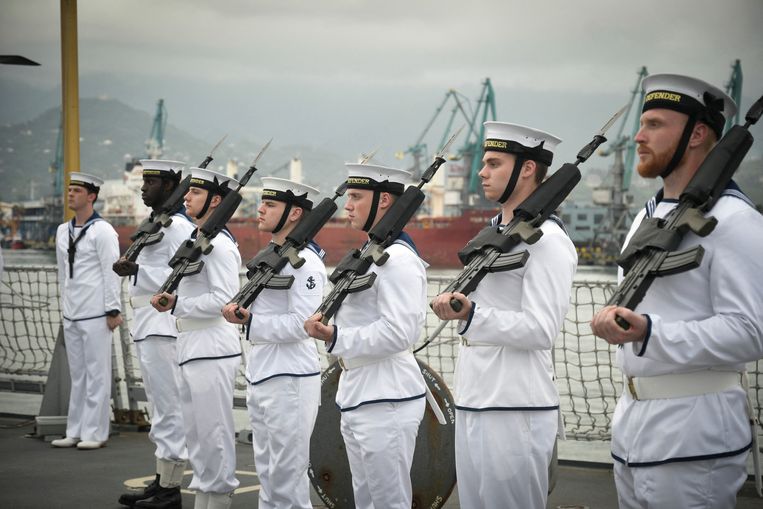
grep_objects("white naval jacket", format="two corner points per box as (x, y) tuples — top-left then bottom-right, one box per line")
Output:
(55, 213), (121, 320)
(612, 185), (763, 466)
(130, 211), (195, 342)
(245, 242), (326, 385)
(454, 217), (577, 410)
(171, 229), (242, 365)
(328, 234), (427, 411)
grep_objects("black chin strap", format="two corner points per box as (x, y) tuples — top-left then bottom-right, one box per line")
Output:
(272, 203), (293, 234)
(498, 157), (525, 204)
(660, 112), (697, 179)
(195, 193), (214, 219)
(362, 190), (381, 232)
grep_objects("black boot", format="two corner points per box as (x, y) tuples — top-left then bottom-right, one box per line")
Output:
(118, 474), (160, 507)
(134, 486), (182, 509)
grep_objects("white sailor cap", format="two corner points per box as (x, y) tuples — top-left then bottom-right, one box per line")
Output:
(344, 163), (411, 195)
(139, 159), (185, 180)
(188, 167), (239, 196)
(483, 122), (562, 167)
(642, 73), (736, 138)
(68, 172), (104, 192)
(260, 177), (318, 210)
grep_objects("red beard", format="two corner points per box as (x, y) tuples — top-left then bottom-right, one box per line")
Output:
(636, 140), (681, 179)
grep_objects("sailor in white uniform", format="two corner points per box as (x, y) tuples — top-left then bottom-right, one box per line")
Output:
(432, 123), (576, 509)
(222, 177), (326, 509)
(305, 164), (427, 509)
(152, 167), (242, 509)
(591, 74), (763, 508)
(52, 172), (123, 450)
(113, 160), (195, 509)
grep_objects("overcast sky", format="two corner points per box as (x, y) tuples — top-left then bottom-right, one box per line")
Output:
(2, 0), (762, 171)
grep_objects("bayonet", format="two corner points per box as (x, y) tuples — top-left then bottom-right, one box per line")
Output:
(250, 138), (272, 169)
(577, 104), (629, 163)
(598, 103), (629, 137)
(436, 125), (464, 160)
(360, 147), (379, 164)
(198, 134), (228, 169)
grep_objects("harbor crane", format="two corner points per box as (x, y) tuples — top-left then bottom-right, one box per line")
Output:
(397, 78), (497, 213)
(590, 66), (647, 261)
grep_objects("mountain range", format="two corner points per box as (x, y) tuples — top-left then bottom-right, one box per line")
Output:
(0, 96), (350, 202)
(1, 93), (761, 209)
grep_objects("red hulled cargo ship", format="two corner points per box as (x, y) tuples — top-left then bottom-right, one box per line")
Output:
(115, 209), (494, 269)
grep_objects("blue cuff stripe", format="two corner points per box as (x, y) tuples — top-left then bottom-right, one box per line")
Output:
(326, 326), (338, 353)
(636, 314), (652, 357)
(458, 301), (477, 335)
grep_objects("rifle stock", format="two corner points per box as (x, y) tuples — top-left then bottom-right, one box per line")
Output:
(609, 94), (763, 329)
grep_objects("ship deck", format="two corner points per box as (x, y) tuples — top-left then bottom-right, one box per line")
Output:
(1, 415), (760, 509)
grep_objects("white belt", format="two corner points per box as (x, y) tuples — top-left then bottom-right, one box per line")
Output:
(627, 370), (761, 496)
(460, 337), (494, 347)
(176, 317), (227, 333)
(130, 294), (152, 309)
(338, 350), (411, 371)
(251, 338), (312, 346)
(625, 370), (742, 401)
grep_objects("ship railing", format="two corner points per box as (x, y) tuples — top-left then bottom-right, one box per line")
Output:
(1, 265), (761, 442)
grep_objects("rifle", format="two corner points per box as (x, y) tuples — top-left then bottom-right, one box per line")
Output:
(122, 135), (227, 262)
(315, 128), (462, 324)
(230, 182), (348, 319)
(608, 94), (763, 329)
(440, 105), (627, 312)
(156, 140), (271, 304)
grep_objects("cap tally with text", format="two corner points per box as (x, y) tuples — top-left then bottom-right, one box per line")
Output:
(260, 176), (318, 210)
(188, 167), (239, 196)
(344, 163), (411, 195)
(483, 122), (562, 166)
(139, 159), (185, 180)
(641, 73), (737, 138)
(68, 172), (104, 192)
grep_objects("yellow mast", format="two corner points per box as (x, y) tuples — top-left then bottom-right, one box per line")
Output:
(60, 0), (80, 221)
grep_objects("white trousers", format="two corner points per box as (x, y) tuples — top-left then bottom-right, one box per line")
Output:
(455, 409), (557, 509)
(614, 452), (748, 509)
(63, 317), (113, 442)
(136, 336), (187, 461)
(340, 397), (425, 509)
(247, 375), (320, 509)
(179, 356), (240, 494)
